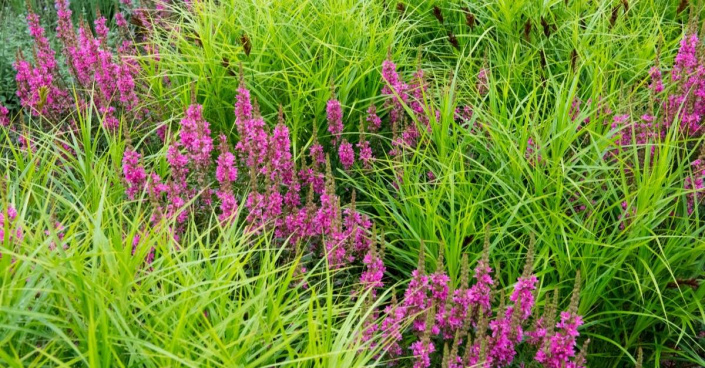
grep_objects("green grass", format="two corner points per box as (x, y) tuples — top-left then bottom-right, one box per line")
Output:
(0, 116), (389, 367)
(143, 0), (704, 365)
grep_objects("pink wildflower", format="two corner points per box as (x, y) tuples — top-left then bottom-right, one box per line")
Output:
(339, 140), (355, 170)
(122, 149), (147, 200)
(366, 104), (382, 132)
(0, 105), (9, 127)
(357, 139), (374, 169)
(326, 98), (344, 144)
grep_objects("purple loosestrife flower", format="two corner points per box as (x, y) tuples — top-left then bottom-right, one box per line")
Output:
(403, 249), (431, 332)
(217, 192), (238, 222)
(46, 221), (66, 251)
(14, 11), (70, 117)
(215, 135), (238, 221)
(510, 276), (538, 321)
(244, 190), (267, 231)
(342, 194), (372, 255)
(488, 313), (517, 367)
(477, 68), (489, 96)
(664, 33), (705, 136)
(0, 205), (23, 246)
(409, 339), (435, 368)
(115, 12), (127, 29)
(122, 149), (147, 200)
(215, 136), (238, 184)
(309, 141), (326, 166)
(535, 274), (586, 368)
(326, 98), (344, 145)
(410, 309), (437, 368)
(525, 137), (542, 166)
(94, 16), (109, 43)
(409, 68), (431, 130)
(235, 84), (253, 124)
(0, 106), (9, 127)
(270, 122), (295, 186)
(236, 113), (269, 173)
(117, 62), (139, 111)
(360, 230), (385, 297)
(468, 258), (493, 313)
(55, 0), (74, 45)
(650, 66), (664, 94)
(366, 104), (382, 132)
(325, 230), (348, 268)
(338, 140), (355, 170)
(672, 34), (699, 82)
(165, 145), (190, 224)
(379, 297), (407, 358)
(381, 58), (408, 125)
(179, 104), (213, 170)
(357, 139), (374, 169)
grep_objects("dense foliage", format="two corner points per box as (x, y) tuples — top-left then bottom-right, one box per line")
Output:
(1, 0), (703, 367)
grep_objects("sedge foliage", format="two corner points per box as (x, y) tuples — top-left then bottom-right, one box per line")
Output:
(0, 117), (387, 367)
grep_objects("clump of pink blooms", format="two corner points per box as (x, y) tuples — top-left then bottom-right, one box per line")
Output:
(364, 230), (588, 368)
(594, 31), (705, 216)
(11, 0), (144, 130)
(0, 205), (23, 246)
(0, 105), (10, 127)
(525, 137), (542, 166)
(122, 79), (374, 269)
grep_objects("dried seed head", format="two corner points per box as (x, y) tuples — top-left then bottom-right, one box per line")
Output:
(461, 253), (470, 289)
(570, 270), (581, 314)
(576, 338), (591, 366)
(462, 7), (476, 30)
(522, 233), (536, 277)
(543, 290), (559, 339)
(240, 33), (251, 56)
(423, 302), (436, 337)
(447, 31), (460, 50)
(433, 5), (444, 24)
(509, 297), (522, 340)
(482, 224), (491, 263)
(541, 17), (550, 37)
(235, 63), (245, 89)
(677, 0), (688, 14)
(450, 328), (462, 363)
(463, 322), (475, 363)
(478, 319), (489, 364)
(497, 289), (506, 317)
(523, 18), (532, 42)
(570, 49), (578, 71)
(609, 6), (620, 28)
(418, 240), (426, 275)
(442, 342), (450, 368)
(436, 245), (445, 273)
(396, 2), (405, 14)
(277, 104), (285, 125)
(635, 346), (643, 368)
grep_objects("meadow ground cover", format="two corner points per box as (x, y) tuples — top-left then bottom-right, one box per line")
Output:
(0, 0), (704, 367)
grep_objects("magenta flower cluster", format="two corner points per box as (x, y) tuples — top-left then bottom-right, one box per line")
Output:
(0, 205), (22, 246)
(363, 234), (587, 368)
(11, 0), (143, 130)
(122, 81), (374, 270)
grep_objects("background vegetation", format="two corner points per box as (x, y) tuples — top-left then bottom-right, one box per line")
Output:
(1, 0), (703, 366)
